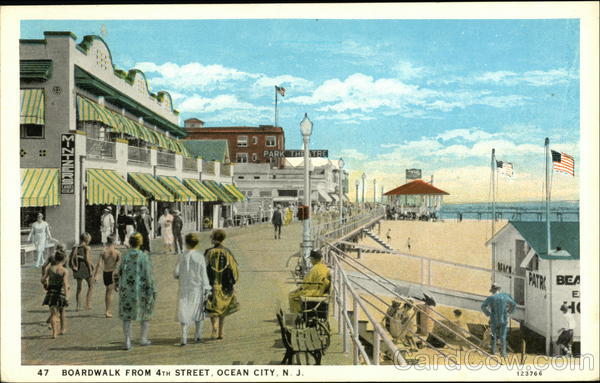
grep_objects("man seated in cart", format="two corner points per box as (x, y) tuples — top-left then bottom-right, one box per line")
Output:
(288, 250), (331, 313)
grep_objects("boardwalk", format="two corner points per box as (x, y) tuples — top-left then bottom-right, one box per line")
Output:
(21, 222), (351, 365)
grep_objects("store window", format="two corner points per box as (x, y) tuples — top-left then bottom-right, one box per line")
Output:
(20, 124), (44, 139)
(266, 136), (276, 147)
(237, 136), (248, 147)
(252, 153), (258, 162)
(21, 207), (46, 230)
(236, 153), (248, 163)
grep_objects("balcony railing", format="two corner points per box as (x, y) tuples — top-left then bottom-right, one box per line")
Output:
(128, 146), (151, 164)
(157, 151), (175, 168)
(86, 138), (115, 160)
(183, 156), (198, 171)
(204, 161), (216, 175)
(221, 163), (233, 177)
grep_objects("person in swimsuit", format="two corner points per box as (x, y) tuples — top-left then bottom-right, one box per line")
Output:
(94, 234), (121, 318)
(41, 244), (66, 328)
(69, 232), (94, 311)
(42, 251), (70, 338)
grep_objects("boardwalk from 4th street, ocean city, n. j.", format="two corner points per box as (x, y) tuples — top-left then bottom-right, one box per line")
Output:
(21, 222), (352, 365)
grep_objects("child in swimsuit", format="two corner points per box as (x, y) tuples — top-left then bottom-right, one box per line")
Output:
(42, 251), (70, 338)
(94, 235), (121, 318)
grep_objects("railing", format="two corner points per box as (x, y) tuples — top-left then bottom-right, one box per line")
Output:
(128, 146), (150, 164)
(320, 239), (504, 366)
(86, 138), (115, 159)
(157, 151), (175, 168)
(311, 206), (386, 249)
(183, 156), (198, 171)
(204, 161), (216, 175)
(221, 163), (233, 177)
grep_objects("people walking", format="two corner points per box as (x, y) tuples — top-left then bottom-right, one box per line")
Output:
(205, 230), (239, 340)
(69, 232), (94, 311)
(271, 205), (283, 239)
(41, 250), (70, 338)
(100, 207), (115, 246)
(407, 237), (412, 252)
(117, 207), (128, 246)
(480, 282), (517, 357)
(158, 208), (175, 254)
(28, 212), (54, 268)
(94, 235), (121, 318)
(174, 233), (211, 346)
(172, 210), (184, 255)
(284, 205), (293, 225)
(123, 210), (136, 248)
(135, 207), (152, 253)
(386, 228), (392, 244)
(116, 233), (156, 350)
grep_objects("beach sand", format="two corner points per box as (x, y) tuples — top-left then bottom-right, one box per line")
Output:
(355, 219), (508, 296)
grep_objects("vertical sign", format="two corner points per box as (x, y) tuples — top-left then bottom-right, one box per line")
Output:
(61, 134), (75, 194)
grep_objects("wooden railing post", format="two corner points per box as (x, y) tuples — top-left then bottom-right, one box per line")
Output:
(353, 297), (360, 365)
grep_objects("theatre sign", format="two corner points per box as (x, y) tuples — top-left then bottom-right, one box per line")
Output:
(263, 149), (329, 158)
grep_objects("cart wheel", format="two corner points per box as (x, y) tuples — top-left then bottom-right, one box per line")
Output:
(315, 319), (331, 351)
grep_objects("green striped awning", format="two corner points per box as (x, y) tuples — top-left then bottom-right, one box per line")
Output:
(77, 96), (117, 128)
(157, 176), (197, 202)
(86, 169), (146, 206)
(202, 180), (236, 203)
(183, 178), (218, 202)
(110, 112), (139, 137)
(20, 168), (60, 207)
(224, 184), (246, 202)
(20, 89), (45, 125)
(129, 172), (174, 202)
(133, 122), (157, 145)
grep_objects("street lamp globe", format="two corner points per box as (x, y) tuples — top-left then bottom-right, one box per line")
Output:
(362, 172), (366, 181)
(299, 113), (313, 137)
(339, 157), (345, 169)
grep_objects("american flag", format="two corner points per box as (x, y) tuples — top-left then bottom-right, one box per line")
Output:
(496, 160), (513, 177)
(551, 150), (575, 176)
(275, 85), (286, 97)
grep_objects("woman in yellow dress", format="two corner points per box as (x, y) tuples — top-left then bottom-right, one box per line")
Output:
(204, 229), (239, 340)
(284, 205), (293, 225)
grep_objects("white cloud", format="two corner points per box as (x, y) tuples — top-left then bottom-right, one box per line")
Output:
(339, 149), (368, 161)
(177, 93), (270, 114)
(438, 68), (578, 87)
(437, 128), (495, 142)
(393, 61), (427, 80)
(134, 61), (258, 91)
(315, 113), (375, 123)
(253, 74), (314, 92)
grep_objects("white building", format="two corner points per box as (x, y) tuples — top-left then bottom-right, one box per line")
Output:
(487, 221), (580, 354)
(233, 158), (348, 214)
(20, 31), (243, 249)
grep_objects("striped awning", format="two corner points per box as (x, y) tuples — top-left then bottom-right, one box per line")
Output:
(129, 172), (174, 202)
(77, 96), (116, 128)
(202, 180), (236, 203)
(20, 89), (45, 125)
(224, 184), (245, 202)
(157, 176), (197, 202)
(20, 168), (60, 207)
(183, 178), (218, 202)
(86, 169), (146, 206)
(110, 112), (139, 137)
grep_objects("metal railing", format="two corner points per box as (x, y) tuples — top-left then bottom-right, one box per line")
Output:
(183, 156), (198, 171)
(311, 206), (386, 249)
(320, 239), (505, 366)
(86, 138), (115, 159)
(128, 145), (150, 164)
(157, 151), (175, 168)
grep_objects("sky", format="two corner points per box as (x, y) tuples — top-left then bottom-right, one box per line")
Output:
(21, 19), (581, 203)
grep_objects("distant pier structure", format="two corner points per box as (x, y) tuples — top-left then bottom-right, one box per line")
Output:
(383, 179), (449, 219)
(443, 206), (580, 222)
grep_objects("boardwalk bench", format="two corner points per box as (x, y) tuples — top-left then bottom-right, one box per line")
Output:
(276, 309), (324, 365)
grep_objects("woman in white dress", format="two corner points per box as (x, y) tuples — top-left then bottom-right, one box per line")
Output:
(28, 213), (54, 268)
(158, 209), (174, 254)
(174, 233), (211, 346)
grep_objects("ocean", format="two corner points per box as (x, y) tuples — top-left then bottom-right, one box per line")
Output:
(440, 200), (579, 221)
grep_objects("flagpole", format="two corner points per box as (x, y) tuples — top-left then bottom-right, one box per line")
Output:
(544, 137), (553, 356)
(274, 86), (278, 128)
(491, 148), (496, 283)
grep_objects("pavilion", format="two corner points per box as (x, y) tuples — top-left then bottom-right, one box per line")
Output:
(383, 179), (449, 217)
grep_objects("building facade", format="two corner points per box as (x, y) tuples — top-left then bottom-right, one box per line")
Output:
(20, 31), (243, 249)
(183, 119), (286, 168)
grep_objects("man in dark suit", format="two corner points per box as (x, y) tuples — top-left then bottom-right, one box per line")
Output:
(135, 206), (152, 252)
(271, 205), (283, 239)
(172, 209), (184, 255)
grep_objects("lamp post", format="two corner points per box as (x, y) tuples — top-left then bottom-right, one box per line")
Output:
(373, 178), (377, 203)
(338, 158), (344, 225)
(361, 172), (366, 206)
(354, 179), (359, 205)
(300, 113), (313, 270)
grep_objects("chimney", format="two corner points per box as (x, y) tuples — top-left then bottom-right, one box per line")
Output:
(184, 118), (204, 129)
(430, 175), (434, 184)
